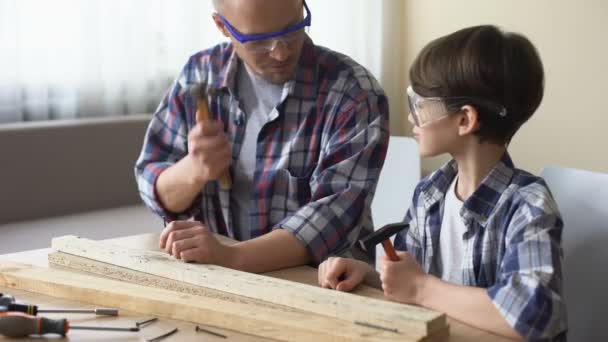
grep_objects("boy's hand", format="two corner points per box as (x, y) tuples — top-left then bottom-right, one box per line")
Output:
(318, 257), (373, 292)
(159, 220), (237, 268)
(380, 251), (429, 305)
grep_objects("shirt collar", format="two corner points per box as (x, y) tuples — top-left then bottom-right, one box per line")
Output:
(421, 152), (516, 227)
(208, 35), (318, 99)
(211, 45), (239, 94)
(289, 35), (318, 97)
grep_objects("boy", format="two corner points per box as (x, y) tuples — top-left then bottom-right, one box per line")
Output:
(318, 25), (567, 341)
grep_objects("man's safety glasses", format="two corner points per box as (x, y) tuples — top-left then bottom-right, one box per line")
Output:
(407, 86), (507, 128)
(216, 1), (311, 54)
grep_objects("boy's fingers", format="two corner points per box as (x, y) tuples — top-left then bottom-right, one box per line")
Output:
(396, 251), (409, 259)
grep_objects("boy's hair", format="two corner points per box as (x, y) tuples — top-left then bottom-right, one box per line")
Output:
(409, 25), (544, 144)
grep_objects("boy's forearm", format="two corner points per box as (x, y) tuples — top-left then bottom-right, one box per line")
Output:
(418, 276), (522, 340)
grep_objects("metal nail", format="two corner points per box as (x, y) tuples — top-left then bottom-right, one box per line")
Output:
(195, 325), (227, 338)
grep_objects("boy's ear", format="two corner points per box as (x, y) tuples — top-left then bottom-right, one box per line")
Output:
(212, 14), (231, 38)
(457, 105), (480, 136)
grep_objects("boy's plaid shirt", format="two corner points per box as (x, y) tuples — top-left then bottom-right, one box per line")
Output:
(135, 38), (389, 263)
(395, 153), (567, 340)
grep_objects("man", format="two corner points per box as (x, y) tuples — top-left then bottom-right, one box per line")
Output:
(135, 0), (389, 273)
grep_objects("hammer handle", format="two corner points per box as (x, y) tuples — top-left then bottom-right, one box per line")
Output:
(381, 240), (400, 261)
(196, 97), (232, 190)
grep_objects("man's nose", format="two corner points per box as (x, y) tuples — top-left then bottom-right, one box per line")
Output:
(268, 40), (290, 62)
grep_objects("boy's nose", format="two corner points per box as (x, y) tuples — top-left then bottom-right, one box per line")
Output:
(407, 113), (416, 125)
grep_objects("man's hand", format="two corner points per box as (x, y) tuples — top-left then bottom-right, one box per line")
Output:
(379, 251), (429, 305)
(159, 220), (238, 268)
(155, 118), (231, 214)
(318, 257), (374, 292)
(186, 118), (231, 186)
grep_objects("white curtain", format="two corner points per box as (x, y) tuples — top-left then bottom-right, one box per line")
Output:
(307, 0), (406, 133)
(0, 0), (405, 131)
(0, 0), (225, 123)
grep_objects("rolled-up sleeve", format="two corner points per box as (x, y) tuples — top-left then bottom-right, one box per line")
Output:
(278, 90), (389, 262)
(487, 203), (567, 341)
(134, 61), (199, 222)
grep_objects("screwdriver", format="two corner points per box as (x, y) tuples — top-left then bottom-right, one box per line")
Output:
(0, 294), (14, 305)
(0, 312), (139, 337)
(1, 303), (119, 316)
(0, 294), (118, 316)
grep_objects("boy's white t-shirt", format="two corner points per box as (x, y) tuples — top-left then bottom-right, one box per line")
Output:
(438, 176), (468, 284)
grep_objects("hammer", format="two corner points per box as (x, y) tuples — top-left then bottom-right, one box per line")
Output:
(192, 85), (232, 190)
(358, 222), (409, 261)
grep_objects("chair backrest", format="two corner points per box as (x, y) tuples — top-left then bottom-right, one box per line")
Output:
(541, 166), (608, 341)
(371, 136), (420, 268)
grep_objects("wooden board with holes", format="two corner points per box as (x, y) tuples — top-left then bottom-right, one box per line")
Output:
(0, 260), (447, 342)
(48, 235), (447, 339)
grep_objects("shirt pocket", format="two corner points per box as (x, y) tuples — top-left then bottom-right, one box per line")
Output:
(269, 169), (312, 222)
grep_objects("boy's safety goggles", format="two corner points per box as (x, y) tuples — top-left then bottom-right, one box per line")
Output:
(406, 86), (507, 128)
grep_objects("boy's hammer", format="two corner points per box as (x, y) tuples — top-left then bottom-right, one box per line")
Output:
(358, 222), (409, 261)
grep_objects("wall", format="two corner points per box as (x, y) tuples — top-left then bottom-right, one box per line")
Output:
(402, 0), (608, 175)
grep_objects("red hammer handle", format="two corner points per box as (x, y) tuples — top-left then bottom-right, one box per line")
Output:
(381, 239), (400, 261)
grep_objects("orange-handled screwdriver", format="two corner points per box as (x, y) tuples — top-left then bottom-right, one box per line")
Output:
(194, 86), (232, 190)
(0, 312), (138, 337)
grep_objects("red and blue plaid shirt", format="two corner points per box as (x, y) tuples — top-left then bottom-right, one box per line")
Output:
(135, 37), (389, 262)
(395, 153), (567, 341)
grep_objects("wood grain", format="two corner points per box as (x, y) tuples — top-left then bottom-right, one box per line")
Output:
(50, 235), (447, 338)
(0, 260), (445, 341)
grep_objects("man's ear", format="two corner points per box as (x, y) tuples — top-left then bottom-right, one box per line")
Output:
(457, 105), (480, 136)
(212, 13), (230, 38)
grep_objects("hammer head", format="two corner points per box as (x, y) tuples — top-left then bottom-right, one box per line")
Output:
(357, 222), (409, 253)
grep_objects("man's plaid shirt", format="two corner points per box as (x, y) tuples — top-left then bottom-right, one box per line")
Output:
(135, 37), (389, 262)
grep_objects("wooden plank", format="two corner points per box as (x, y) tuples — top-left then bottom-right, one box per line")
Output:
(0, 260), (444, 342)
(0, 286), (265, 342)
(51, 235), (446, 337)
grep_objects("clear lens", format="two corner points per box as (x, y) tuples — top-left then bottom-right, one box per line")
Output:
(406, 86), (508, 127)
(243, 28), (304, 54)
(407, 86), (450, 127)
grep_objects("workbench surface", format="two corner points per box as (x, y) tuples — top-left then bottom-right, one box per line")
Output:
(1, 234), (511, 341)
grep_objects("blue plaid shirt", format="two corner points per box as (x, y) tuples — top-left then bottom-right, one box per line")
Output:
(135, 37), (389, 263)
(395, 153), (567, 341)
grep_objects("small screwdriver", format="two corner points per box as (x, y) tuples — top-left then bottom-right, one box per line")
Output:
(0, 312), (139, 337)
(1, 303), (118, 316)
(0, 294), (118, 316)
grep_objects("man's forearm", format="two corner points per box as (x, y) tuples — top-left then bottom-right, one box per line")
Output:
(230, 229), (311, 273)
(419, 276), (522, 340)
(156, 156), (204, 213)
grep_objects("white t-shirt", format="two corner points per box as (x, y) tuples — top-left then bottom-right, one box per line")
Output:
(438, 176), (468, 284)
(232, 63), (284, 241)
